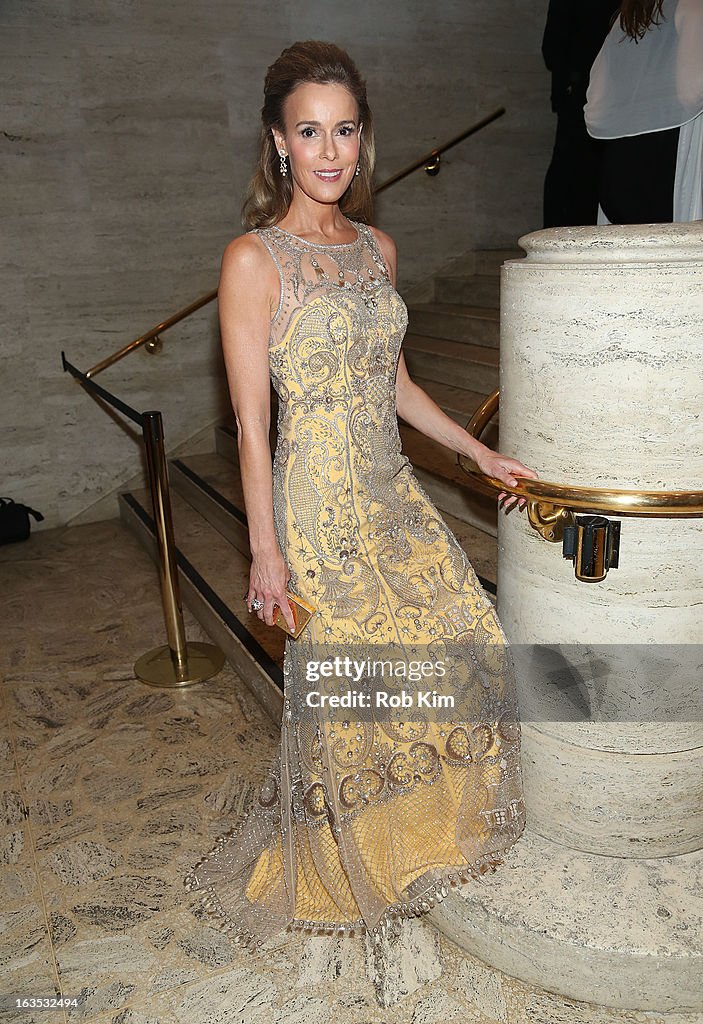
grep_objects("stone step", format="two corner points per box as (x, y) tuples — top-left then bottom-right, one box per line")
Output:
(407, 303), (499, 347)
(434, 273), (500, 308)
(202, 436), (498, 594)
(118, 487), (285, 724)
(169, 455), (250, 558)
(434, 247), (523, 278)
(473, 247), (524, 276)
(403, 333), (499, 392)
(404, 376), (499, 443)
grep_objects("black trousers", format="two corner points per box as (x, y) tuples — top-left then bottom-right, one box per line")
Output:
(597, 126), (680, 224)
(543, 112), (603, 227)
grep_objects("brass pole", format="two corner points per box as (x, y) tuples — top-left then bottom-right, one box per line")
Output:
(143, 411), (188, 669)
(134, 411), (225, 686)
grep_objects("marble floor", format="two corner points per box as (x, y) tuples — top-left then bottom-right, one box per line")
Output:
(1, 517), (536, 1024)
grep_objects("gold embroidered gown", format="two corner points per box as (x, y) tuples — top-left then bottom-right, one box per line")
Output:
(183, 219), (526, 951)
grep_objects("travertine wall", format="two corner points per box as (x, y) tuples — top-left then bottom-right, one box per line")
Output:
(1, 0), (552, 528)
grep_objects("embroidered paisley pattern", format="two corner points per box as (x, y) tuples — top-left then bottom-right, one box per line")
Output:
(184, 220), (526, 950)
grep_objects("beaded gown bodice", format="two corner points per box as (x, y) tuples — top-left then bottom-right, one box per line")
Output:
(257, 220), (413, 618)
(184, 218), (526, 954)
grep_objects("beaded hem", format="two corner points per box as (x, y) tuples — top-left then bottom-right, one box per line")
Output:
(184, 847), (507, 952)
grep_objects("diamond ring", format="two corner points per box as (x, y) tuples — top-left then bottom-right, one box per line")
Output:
(250, 598), (264, 612)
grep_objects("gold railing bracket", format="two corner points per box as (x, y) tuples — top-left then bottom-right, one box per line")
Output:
(145, 334), (163, 355)
(373, 107), (505, 194)
(424, 153), (441, 177)
(527, 501), (574, 542)
(85, 287), (218, 377)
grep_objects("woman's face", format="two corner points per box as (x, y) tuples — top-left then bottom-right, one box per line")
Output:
(273, 82), (362, 206)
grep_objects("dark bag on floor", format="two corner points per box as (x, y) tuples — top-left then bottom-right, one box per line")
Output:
(0, 497), (44, 545)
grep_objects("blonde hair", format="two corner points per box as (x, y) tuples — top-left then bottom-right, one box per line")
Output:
(241, 40), (376, 228)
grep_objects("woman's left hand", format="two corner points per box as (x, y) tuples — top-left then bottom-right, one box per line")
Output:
(473, 445), (540, 514)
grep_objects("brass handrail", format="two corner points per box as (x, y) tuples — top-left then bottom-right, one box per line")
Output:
(85, 108), (506, 378)
(374, 107), (505, 194)
(458, 390), (703, 540)
(86, 289), (218, 378)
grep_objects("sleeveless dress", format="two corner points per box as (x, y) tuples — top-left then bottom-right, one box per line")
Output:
(183, 219), (527, 951)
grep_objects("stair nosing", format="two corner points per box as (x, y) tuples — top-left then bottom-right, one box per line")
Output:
(408, 302), (499, 321)
(171, 457), (247, 526)
(403, 333), (500, 363)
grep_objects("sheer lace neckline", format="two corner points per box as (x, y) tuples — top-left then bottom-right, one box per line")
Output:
(269, 220), (363, 248)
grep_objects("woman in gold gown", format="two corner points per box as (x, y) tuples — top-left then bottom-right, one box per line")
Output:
(184, 40), (539, 952)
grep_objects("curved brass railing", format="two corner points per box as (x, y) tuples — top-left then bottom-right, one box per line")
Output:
(85, 107), (506, 378)
(458, 390), (703, 541)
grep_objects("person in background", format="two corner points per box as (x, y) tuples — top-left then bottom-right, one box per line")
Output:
(585, 0), (703, 223)
(542, 0), (621, 227)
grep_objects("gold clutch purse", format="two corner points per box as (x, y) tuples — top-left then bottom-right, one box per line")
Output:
(274, 591), (316, 638)
(244, 589), (316, 639)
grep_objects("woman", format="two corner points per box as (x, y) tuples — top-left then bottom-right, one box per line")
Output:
(184, 40), (539, 953)
(585, 0), (703, 223)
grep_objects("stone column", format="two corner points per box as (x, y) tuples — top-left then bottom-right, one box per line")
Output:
(498, 223), (703, 856)
(430, 224), (703, 1015)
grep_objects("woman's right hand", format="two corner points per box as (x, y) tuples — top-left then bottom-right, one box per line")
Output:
(245, 544), (296, 632)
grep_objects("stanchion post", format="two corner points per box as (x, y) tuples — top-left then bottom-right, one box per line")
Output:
(142, 410), (189, 674)
(134, 411), (225, 687)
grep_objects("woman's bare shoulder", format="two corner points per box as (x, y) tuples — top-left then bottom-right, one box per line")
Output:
(221, 229), (274, 272)
(366, 223), (396, 253)
(219, 230), (279, 316)
(218, 231), (278, 319)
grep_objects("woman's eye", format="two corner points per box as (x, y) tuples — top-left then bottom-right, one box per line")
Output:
(301, 128), (316, 138)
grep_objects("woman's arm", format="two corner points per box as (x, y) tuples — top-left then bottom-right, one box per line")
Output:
(218, 234), (295, 629)
(369, 225), (538, 512)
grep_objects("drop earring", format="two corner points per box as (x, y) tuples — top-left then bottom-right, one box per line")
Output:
(355, 163), (360, 176)
(279, 152), (288, 176)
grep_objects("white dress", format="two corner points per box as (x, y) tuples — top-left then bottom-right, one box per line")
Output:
(584, 0), (703, 221)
